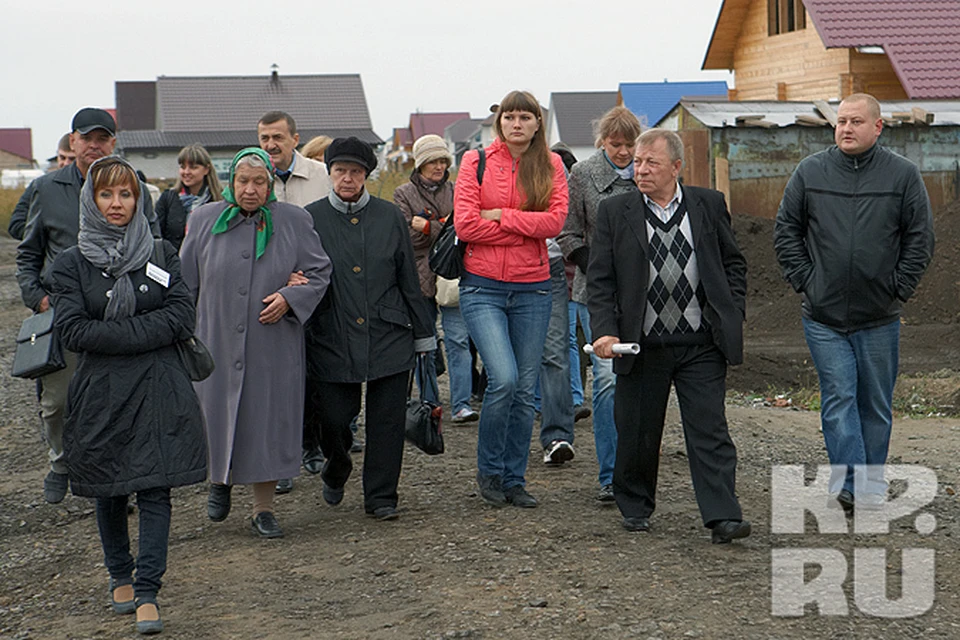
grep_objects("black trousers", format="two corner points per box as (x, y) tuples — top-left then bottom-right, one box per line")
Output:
(613, 343), (742, 527)
(312, 370), (408, 513)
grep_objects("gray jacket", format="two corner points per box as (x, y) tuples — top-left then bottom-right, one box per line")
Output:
(16, 164), (159, 311)
(774, 143), (934, 332)
(557, 149), (636, 304)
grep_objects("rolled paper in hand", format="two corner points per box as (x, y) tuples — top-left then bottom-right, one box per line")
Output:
(583, 343), (640, 355)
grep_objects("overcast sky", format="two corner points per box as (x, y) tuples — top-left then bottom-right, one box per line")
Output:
(1, 0), (732, 162)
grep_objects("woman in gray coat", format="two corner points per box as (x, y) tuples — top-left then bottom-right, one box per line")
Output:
(557, 106), (641, 501)
(180, 147), (331, 539)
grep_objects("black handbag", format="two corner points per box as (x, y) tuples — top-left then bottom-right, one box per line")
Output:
(176, 336), (215, 382)
(150, 239), (215, 382)
(12, 309), (66, 379)
(405, 354), (444, 455)
(428, 148), (485, 279)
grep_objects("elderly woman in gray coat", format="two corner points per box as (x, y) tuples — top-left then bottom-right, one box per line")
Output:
(180, 147), (332, 539)
(557, 106), (641, 502)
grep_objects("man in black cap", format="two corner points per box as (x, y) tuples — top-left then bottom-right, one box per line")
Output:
(16, 107), (159, 503)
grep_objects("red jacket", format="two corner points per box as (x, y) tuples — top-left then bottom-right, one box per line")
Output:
(454, 139), (568, 283)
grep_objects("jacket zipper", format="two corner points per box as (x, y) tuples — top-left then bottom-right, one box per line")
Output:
(845, 157), (858, 325)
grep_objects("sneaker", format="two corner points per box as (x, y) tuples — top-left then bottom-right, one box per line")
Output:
(503, 484), (538, 508)
(597, 483), (615, 503)
(543, 440), (575, 465)
(451, 408), (479, 424)
(43, 470), (69, 504)
(574, 405), (592, 422)
(476, 473), (507, 507)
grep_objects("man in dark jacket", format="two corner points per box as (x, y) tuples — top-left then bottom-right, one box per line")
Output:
(303, 137), (435, 521)
(588, 129), (750, 543)
(16, 108), (158, 504)
(8, 134), (75, 240)
(774, 93), (934, 512)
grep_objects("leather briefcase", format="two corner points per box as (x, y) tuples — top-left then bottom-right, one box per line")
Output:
(12, 309), (66, 379)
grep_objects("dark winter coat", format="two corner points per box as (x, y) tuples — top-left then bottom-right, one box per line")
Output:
(50, 241), (207, 497)
(774, 143), (935, 332)
(392, 171), (453, 298)
(155, 189), (189, 249)
(303, 193), (436, 383)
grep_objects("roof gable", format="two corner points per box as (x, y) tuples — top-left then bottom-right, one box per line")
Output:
(408, 112), (471, 140)
(548, 92), (618, 146)
(156, 74), (374, 131)
(803, 0), (960, 98)
(445, 118), (484, 143)
(619, 81), (729, 126)
(702, 0), (750, 70)
(0, 128), (32, 160)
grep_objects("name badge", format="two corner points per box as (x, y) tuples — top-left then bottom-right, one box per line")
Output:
(145, 262), (171, 288)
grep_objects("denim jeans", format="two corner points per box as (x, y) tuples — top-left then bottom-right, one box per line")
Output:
(803, 317), (899, 497)
(96, 487), (171, 603)
(571, 301), (618, 486)
(568, 302), (585, 405)
(440, 305), (473, 414)
(414, 297), (440, 404)
(538, 259), (575, 447)
(460, 283), (551, 490)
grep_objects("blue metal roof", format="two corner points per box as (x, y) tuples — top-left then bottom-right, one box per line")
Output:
(618, 81), (729, 127)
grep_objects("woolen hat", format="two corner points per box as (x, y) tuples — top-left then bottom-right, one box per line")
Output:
(72, 108), (116, 136)
(325, 137), (377, 175)
(413, 135), (453, 170)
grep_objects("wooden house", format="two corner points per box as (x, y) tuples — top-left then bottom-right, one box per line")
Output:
(703, 0), (960, 101)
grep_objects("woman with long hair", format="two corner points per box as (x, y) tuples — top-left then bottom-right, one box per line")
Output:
(454, 90), (568, 508)
(155, 144), (222, 249)
(51, 156), (207, 634)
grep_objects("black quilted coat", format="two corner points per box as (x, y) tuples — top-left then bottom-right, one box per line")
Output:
(50, 242), (207, 497)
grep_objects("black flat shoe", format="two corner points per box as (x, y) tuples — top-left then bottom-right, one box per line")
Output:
(322, 482), (344, 506)
(207, 484), (232, 522)
(251, 511), (284, 538)
(503, 485), (538, 508)
(275, 478), (294, 494)
(622, 516), (651, 532)
(369, 505), (399, 521)
(711, 519), (751, 544)
(302, 447), (324, 475)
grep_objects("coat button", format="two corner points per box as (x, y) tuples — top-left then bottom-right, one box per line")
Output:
(139, 284), (149, 293)
(241, 250), (251, 259)
(237, 324), (245, 333)
(234, 361), (243, 370)
(238, 287), (247, 296)
(353, 266), (361, 273)
(356, 317), (364, 325)
(105, 290), (113, 298)
(101, 271), (110, 278)
(351, 217), (359, 225)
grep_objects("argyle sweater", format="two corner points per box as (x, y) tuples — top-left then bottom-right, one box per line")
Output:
(642, 199), (711, 347)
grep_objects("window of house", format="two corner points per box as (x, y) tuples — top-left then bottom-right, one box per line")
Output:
(769, 0), (806, 35)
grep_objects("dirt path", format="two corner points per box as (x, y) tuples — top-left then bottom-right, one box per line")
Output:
(0, 236), (958, 639)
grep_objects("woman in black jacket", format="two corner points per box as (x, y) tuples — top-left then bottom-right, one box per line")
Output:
(51, 156), (206, 635)
(155, 144), (222, 249)
(303, 138), (436, 521)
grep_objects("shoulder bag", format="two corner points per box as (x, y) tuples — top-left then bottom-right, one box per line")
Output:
(428, 148), (486, 280)
(152, 240), (215, 381)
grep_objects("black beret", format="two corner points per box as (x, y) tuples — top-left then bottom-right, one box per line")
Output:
(324, 137), (377, 175)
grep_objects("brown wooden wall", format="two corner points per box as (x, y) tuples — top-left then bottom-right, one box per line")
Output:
(729, 0), (906, 101)
(0, 149), (32, 170)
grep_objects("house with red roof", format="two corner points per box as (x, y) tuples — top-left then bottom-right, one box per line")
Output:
(0, 128), (34, 170)
(702, 0), (960, 101)
(391, 112), (471, 153)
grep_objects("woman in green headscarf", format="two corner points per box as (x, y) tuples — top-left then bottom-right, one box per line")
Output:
(180, 148), (332, 539)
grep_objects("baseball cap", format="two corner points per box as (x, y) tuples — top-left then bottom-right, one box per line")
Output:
(72, 108), (116, 136)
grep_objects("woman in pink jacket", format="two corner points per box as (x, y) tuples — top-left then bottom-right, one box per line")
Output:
(454, 90), (568, 509)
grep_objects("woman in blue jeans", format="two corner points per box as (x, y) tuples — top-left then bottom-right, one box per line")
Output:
(51, 157), (206, 635)
(454, 91), (569, 508)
